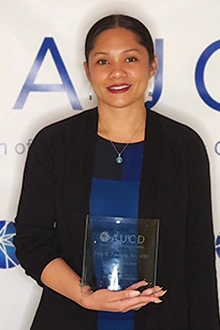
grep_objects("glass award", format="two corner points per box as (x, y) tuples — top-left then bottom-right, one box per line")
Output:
(81, 215), (159, 291)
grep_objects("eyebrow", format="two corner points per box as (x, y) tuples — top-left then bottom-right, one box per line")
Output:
(93, 48), (140, 57)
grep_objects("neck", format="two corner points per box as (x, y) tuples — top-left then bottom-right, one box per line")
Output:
(97, 104), (147, 143)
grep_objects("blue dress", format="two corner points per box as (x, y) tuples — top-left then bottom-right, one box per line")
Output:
(90, 135), (144, 330)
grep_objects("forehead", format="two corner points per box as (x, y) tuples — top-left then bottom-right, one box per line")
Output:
(92, 27), (142, 51)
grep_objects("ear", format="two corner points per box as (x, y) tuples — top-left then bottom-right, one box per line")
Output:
(83, 61), (91, 82)
(149, 55), (158, 78)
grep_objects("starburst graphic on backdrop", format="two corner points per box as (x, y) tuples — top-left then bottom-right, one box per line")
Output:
(0, 221), (19, 269)
(216, 234), (220, 260)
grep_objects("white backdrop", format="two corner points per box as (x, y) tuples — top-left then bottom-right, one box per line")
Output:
(0, 1), (220, 329)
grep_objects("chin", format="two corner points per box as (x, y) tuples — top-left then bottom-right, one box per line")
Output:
(105, 99), (133, 108)
(108, 103), (130, 109)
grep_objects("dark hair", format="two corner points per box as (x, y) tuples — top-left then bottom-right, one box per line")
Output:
(85, 14), (155, 63)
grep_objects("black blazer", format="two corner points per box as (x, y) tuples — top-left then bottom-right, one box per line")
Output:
(14, 108), (220, 330)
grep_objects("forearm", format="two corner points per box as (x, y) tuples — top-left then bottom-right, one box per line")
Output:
(40, 257), (83, 305)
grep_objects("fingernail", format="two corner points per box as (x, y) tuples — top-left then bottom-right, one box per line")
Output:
(154, 299), (162, 303)
(130, 291), (141, 297)
(160, 290), (168, 297)
(136, 283), (152, 293)
(155, 286), (163, 292)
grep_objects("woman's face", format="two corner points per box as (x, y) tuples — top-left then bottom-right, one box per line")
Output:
(84, 27), (157, 110)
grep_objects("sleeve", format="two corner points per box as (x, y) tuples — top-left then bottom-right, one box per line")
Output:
(185, 132), (220, 329)
(13, 128), (61, 286)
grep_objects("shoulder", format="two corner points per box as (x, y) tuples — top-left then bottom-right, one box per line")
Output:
(148, 109), (206, 149)
(37, 107), (97, 139)
(148, 109), (209, 168)
(30, 107), (97, 147)
(25, 107), (97, 160)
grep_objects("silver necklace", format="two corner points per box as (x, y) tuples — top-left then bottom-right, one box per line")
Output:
(99, 121), (143, 164)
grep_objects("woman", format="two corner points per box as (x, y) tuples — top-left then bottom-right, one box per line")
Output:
(14, 14), (219, 330)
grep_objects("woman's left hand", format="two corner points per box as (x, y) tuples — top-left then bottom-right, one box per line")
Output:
(126, 280), (167, 311)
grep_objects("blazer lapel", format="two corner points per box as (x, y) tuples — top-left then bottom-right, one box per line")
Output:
(81, 108), (98, 215)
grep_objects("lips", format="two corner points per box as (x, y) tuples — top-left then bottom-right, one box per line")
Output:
(107, 84), (131, 94)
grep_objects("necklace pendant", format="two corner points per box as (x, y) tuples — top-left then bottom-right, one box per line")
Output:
(116, 156), (123, 164)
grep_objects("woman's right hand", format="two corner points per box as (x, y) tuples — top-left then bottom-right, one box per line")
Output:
(79, 280), (166, 313)
(40, 259), (167, 313)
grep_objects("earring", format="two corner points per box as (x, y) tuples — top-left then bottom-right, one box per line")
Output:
(89, 84), (92, 101)
(148, 90), (153, 102)
(147, 79), (153, 101)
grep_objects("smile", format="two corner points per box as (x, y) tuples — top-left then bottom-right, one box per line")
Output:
(107, 84), (131, 94)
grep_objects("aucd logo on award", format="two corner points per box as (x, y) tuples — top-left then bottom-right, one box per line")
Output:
(100, 231), (111, 243)
(100, 231), (145, 244)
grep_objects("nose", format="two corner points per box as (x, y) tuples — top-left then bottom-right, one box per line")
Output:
(108, 62), (127, 79)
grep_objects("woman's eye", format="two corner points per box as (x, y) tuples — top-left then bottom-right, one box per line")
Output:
(97, 59), (109, 65)
(126, 57), (137, 62)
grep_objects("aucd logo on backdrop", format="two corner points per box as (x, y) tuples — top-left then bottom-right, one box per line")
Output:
(215, 141), (220, 156)
(13, 37), (163, 110)
(0, 221), (19, 269)
(195, 40), (220, 112)
(13, 37), (220, 112)
(195, 41), (220, 156)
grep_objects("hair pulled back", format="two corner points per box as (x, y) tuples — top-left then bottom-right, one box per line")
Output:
(85, 14), (154, 63)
